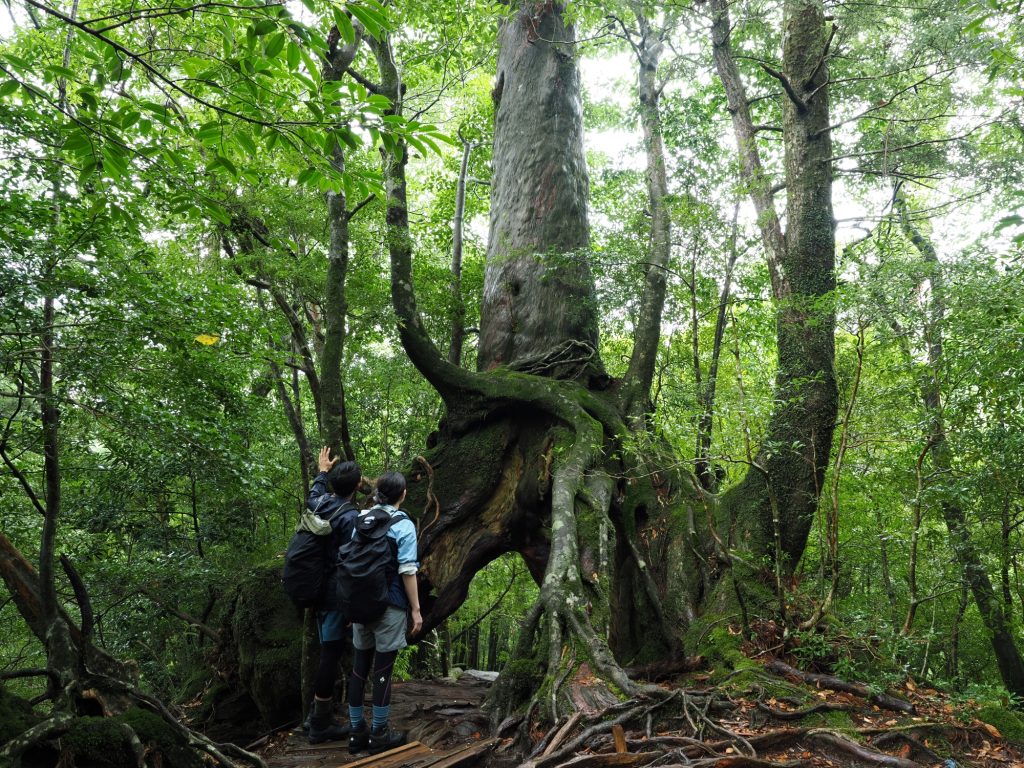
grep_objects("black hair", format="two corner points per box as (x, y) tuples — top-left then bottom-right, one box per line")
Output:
(327, 461), (361, 498)
(373, 471), (406, 506)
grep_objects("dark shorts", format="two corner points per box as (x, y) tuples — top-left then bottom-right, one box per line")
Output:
(317, 610), (346, 643)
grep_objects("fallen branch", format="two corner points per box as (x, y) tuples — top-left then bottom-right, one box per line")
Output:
(765, 660), (916, 715)
(807, 729), (923, 767)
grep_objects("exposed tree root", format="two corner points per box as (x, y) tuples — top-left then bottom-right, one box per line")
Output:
(518, 683), (952, 768)
(755, 701), (853, 721)
(0, 712), (75, 766)
(765, 660), (917, 715)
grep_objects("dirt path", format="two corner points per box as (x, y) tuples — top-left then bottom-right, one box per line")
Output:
(261, 676), (493, 768)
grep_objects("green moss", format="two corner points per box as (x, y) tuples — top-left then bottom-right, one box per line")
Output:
(56, 712), (205, 768)
(684, 618), (756, 683)
(64, 717), (137, 768)
(807, 708), (856, 730)
(978, 704), (1024, 744)
(0, 684), (39, 743)
(489, 657), (547, 720)
(117, 708), (182, 748)
(229, 562), (304, 725)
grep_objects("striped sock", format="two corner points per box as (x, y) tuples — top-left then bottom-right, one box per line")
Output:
(349, 705), (364, 730)
(372, 705), (390, 732)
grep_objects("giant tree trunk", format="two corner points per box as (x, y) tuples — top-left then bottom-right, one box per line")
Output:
(478, 1), (600, 380)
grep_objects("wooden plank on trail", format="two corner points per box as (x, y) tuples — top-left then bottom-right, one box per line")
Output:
(286, 740), (357, 754)
(335, 742), (431, 768)
(415, 738), (497, 768)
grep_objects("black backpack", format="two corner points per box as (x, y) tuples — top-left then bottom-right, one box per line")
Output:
(334, 507), (407, 624)
(281, 499), (355, 609)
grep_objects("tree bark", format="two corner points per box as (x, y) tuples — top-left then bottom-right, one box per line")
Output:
(620, 6), (671, 424)
(713, 0), (838, 571)
(478, 1), (600, 378)
(449, 134), (473, 367)
(319, 30), (362, 460)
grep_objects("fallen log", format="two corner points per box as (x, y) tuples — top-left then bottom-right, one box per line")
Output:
(765, 660), (916, 715)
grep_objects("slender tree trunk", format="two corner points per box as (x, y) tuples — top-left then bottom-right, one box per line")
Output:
(897, 192), (1024, 697)
(696, 208), (740, 491)
(318, 32), (362, 460)
(449, 135), (473, 367)
(621, 6), (671, 422)
(712, 0), (838, 570)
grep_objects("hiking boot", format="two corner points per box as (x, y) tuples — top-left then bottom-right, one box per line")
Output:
(308, 718), (349, 744)
(367, 725), (406, 755)
(348, 720), (370, 754)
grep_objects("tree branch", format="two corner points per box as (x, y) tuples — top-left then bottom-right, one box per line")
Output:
(761, 63), (808, 112)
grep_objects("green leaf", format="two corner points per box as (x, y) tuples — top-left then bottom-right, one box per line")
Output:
(212, 154), (239, 178)
(337, 127), (360, 149)
(205, 203), (232, 226)
(335, 10), (356, 45)
(235, 130), (257, 156)
(297, 166), (317, 186)
(264, 32), (286, 58)
(78, 158), (98, 184)
(348, 3), (384, 38)
(286, 42), (300, 70)
(197, 122), (223, 142)
(0, 79), (19, 98)
(251, 19), (277, 36)
(63, 129), (94, 153)
(101, 144), (129, 180)
(44, 65), (77, 81)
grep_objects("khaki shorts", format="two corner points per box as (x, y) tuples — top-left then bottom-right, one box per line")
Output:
(352, 606), (408, 653)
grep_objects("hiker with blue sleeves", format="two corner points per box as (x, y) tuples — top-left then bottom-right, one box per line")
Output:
(343, 471), (422, 755)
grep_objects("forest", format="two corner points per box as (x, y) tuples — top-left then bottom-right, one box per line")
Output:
(2, 0), (1024, 765)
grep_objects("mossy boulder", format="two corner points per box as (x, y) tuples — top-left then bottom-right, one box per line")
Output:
(219, 562), (303, 728)
(978, 704), (1024, 745)
(0, 684), (39, 744)
(50, 710), (204, 768)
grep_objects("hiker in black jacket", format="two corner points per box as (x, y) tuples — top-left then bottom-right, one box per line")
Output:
(306, 446), (362, 744)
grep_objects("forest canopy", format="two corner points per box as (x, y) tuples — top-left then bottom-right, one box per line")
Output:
(2, 0), (1024, 763)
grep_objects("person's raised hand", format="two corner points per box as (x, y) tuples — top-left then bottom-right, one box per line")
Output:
(318, 446), (338, 473)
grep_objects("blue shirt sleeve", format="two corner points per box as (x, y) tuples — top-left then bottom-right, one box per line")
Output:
(389, 516), (419, 575)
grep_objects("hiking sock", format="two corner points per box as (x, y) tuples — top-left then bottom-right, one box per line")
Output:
(372, 705), (390, 732)
(347, 646), (374, 727)
(313, 639), (343, 699)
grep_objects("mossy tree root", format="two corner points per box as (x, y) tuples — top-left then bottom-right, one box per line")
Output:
(486, 405), (671, 728)
(91, 672), (268, 768)
(0, 712), (75, 767)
